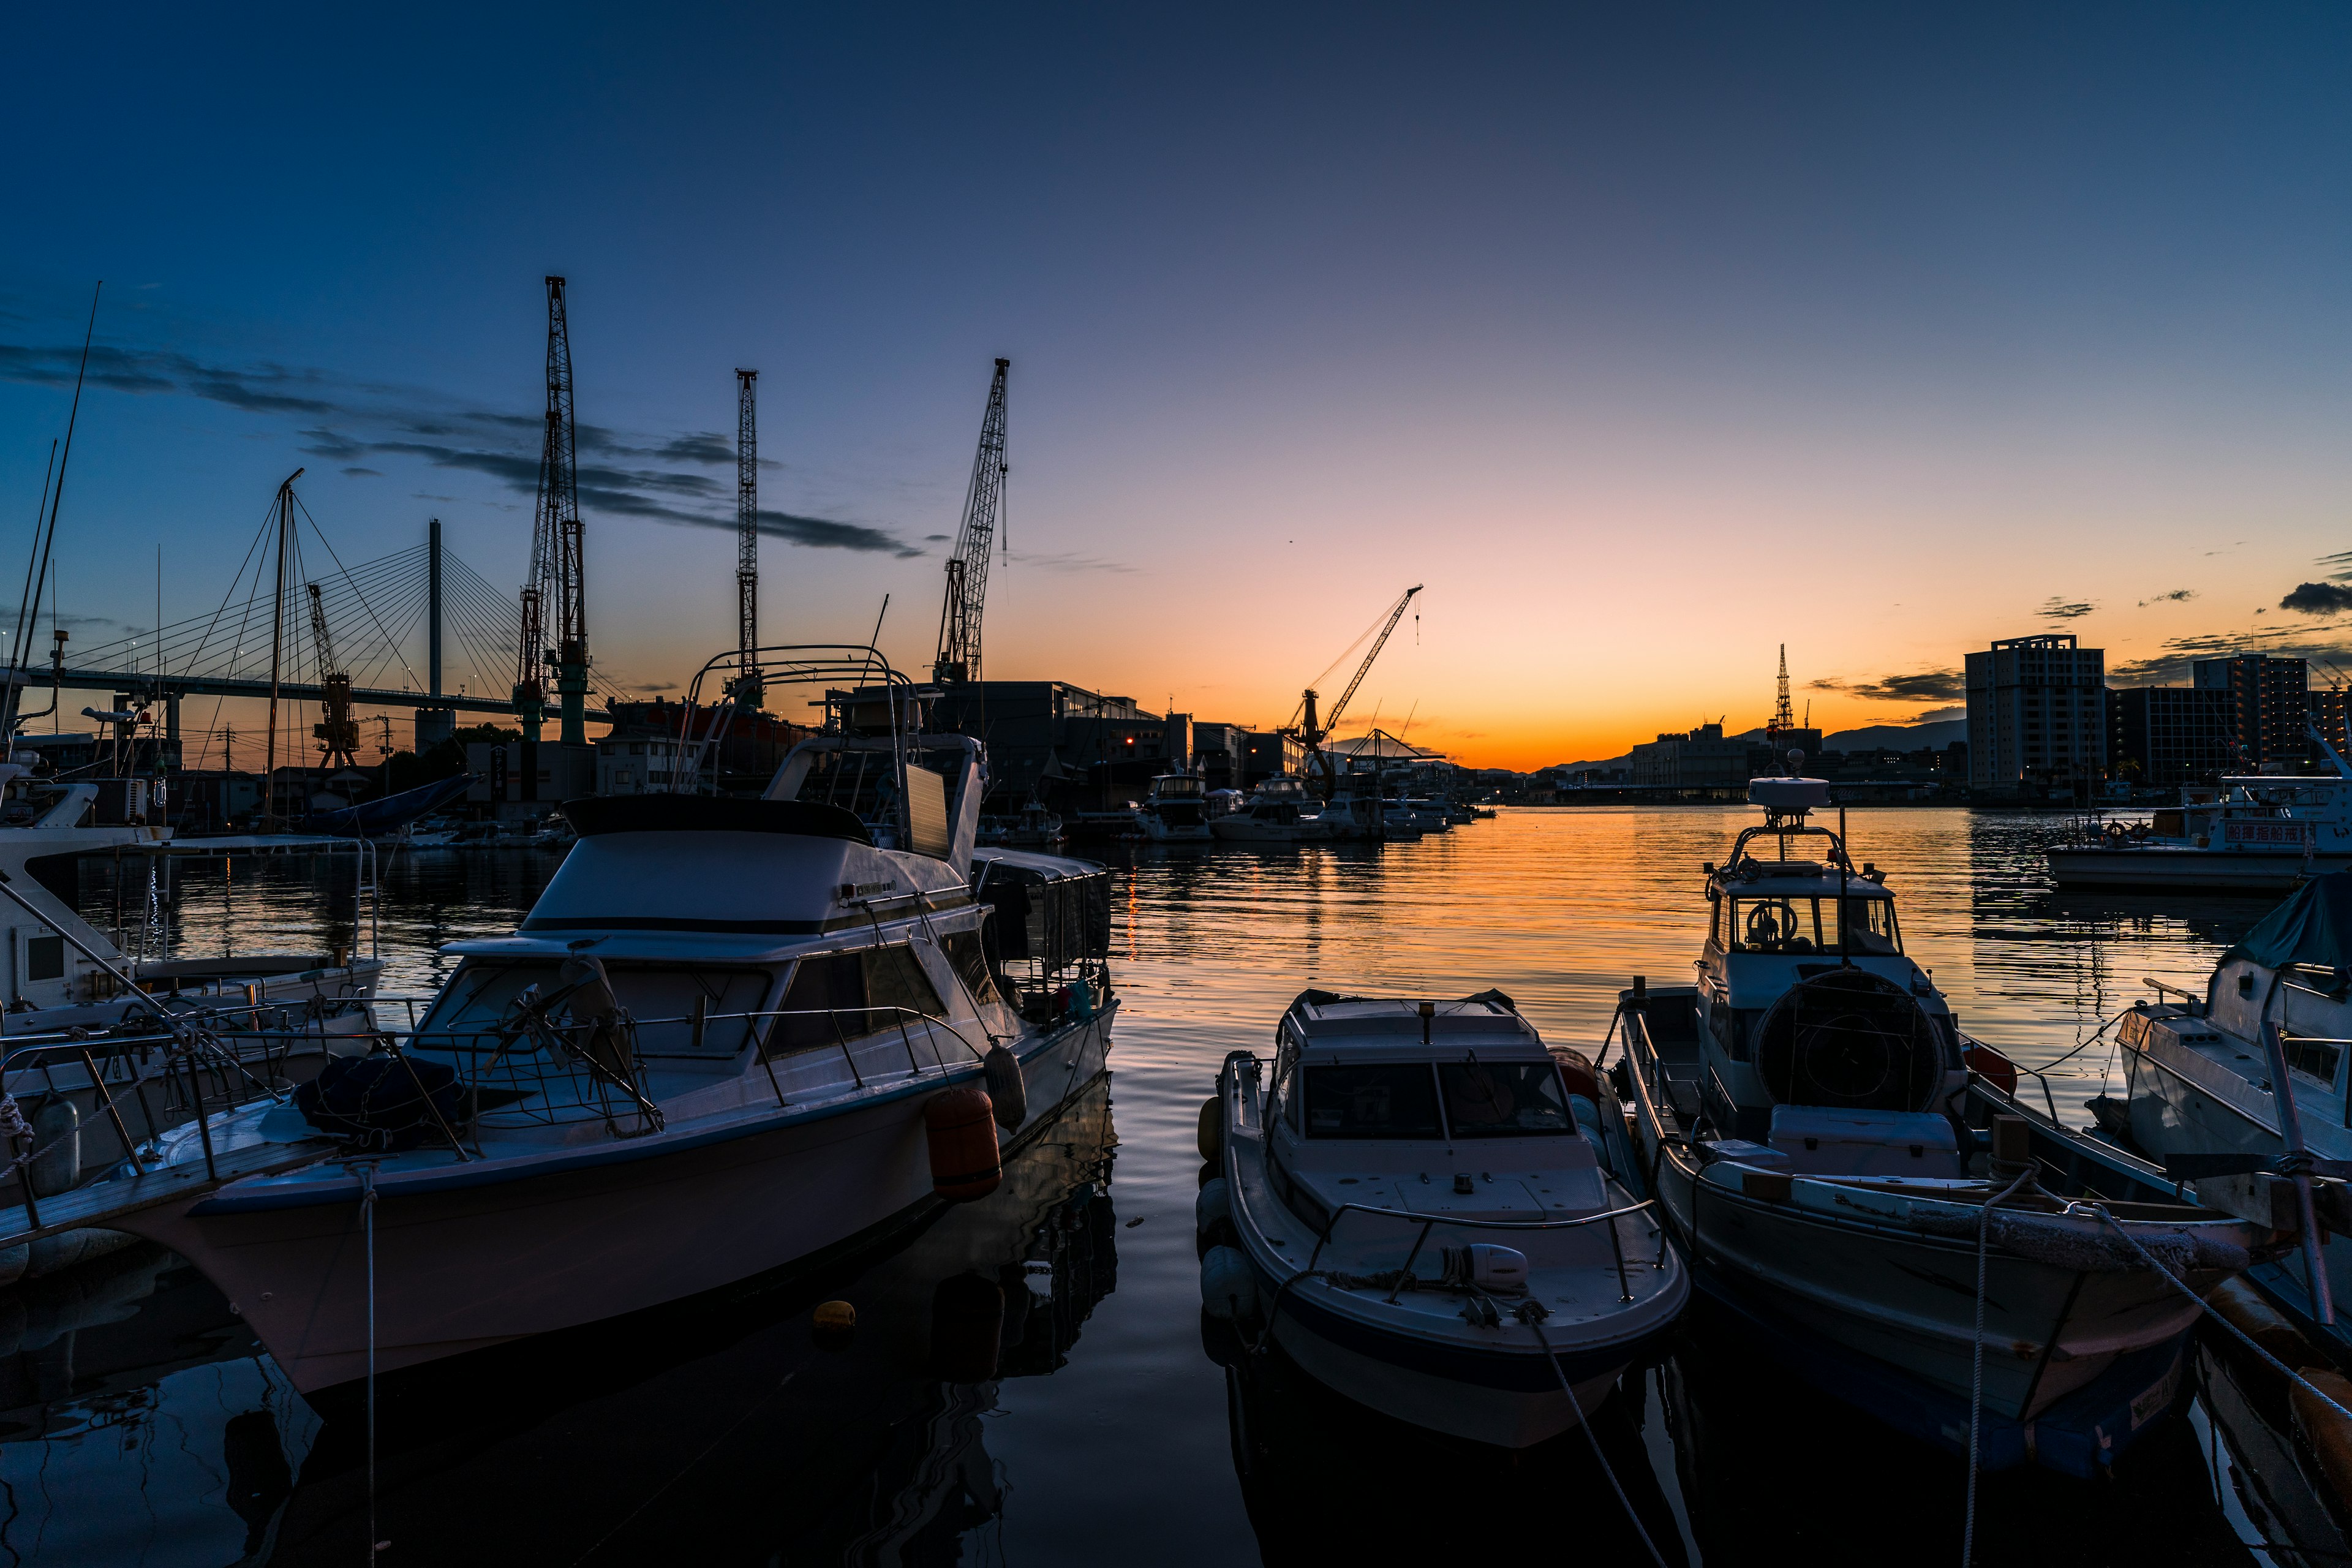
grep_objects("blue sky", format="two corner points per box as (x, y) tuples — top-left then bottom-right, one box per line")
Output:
(5, 4), (2348, 764)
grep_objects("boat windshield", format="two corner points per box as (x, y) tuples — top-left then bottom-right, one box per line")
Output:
(1728, 896), (1900, 956)
(1156, 777), (1203, 796)
(1439, 1061), (1575, 1137)
(1304, 1064), (1442, 1139)
(415, 959), (771, 1057)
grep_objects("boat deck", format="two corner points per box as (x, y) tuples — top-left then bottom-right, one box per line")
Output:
(0, 1134), (336, 1248)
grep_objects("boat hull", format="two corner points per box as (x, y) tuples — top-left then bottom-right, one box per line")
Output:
(1256, 1267), (1665, 1447)
(113, 1005), (1115, 1394)
(2047, 845), (2350, 893)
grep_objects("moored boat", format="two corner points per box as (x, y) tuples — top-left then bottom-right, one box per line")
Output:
(1140, 773), (1213, 842)
(2048, 729), (2352, 892)
(1205, 989), (1685, 1447)
(98, 647), (1119, 1394)
(1615, 772), (2270, 1475)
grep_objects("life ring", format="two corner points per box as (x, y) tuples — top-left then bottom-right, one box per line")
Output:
(2103, 822), (2130, 847)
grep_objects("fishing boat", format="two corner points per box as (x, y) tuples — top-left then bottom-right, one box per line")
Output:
(1140, 773), (1213, 842)
(1612, 773), (2271, 1476)
(2047, 726), (2352, 893)
(100, 649), (1118, 1394)
(1203, 990), (1686, 1447)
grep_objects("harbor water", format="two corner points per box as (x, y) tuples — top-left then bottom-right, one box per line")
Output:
(15, 809), (2292, 1564)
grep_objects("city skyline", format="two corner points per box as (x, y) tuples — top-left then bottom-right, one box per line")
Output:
(5, 6), (2348, 771)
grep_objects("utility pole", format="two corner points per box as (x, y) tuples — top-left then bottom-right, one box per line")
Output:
(734, 368), (760, 709)
(933, 359), (1009, 687)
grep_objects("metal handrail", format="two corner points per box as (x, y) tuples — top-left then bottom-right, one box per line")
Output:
(1306, 1197), (1660, 1306)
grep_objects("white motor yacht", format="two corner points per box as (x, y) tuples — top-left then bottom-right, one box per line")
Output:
(1614, 774), (2269, 1476)
(1140, 774), (1213, 842)
(1209, 777), (1335, 844)
(2048, 724), (2352, 892)
(1205, 990), (1685, 1447)
(99, 649), (1118, 1393)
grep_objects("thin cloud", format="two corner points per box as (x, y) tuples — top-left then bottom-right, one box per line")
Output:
(2040, 597), (2096, 621)
(1007, 550), (1139, 575)
(3, 335), (922, 557)
(2136, 589), (2196, 607)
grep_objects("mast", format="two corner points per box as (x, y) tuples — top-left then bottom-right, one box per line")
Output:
(932, 358), (1010, 685)
(734, 369), (760, 707)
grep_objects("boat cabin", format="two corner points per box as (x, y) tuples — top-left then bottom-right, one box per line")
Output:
(1670, 777), (1966, 1159)
(1262, 991), (1608, 1228)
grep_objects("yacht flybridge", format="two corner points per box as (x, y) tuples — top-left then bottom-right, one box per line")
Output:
(109, 649), (1117, 1393)
(1613, 773), (2269, 1476)
(1205, 991), (1685, 1447)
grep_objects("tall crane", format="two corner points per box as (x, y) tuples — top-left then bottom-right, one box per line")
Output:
(733, 368), (761, 707)
(932, 358), (1009, 685)
(1286, 584), (1422, 793)
(306, 582), (360, 770)
(517, 275), (589, 746)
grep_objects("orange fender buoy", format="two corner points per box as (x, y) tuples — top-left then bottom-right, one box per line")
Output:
(925, 1086), (1003, 1202)
(2292, 1366), (2352, 1512)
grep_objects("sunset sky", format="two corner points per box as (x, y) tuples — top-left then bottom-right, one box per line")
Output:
(4, 5), (2348, 771)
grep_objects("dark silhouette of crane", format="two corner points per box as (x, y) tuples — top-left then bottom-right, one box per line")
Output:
(1286, 584), (1422, 794)
(306, 582), (360, 769)
(518, 276), (589, 745)
(933, 359), (1009, 686)
(733, 368), (761, 709)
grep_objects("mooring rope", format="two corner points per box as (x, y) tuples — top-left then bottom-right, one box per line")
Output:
(361, 1163), (383, 1561)
(1520, 1302), (1668, 1568)
(2088, 1202), (2352, 1428)
(1964, 1164), (2037, 1568)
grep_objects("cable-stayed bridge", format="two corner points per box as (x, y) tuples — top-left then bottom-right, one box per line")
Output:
(29, 523), (628, 754)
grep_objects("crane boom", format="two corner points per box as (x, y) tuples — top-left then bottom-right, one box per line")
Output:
(933, 358), (1009, 685)
(1321, 584), (1420, 742)
(734, 368), (760, 707)
(306, 582), (359, 769)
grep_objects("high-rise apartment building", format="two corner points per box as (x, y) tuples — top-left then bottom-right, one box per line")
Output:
(1964, 635), (2106, 790)
(2109, 685), (2234, 786)
(2192, 654), (2309, 766)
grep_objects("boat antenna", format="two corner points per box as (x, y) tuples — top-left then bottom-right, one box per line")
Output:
(5, 285), (100, 740)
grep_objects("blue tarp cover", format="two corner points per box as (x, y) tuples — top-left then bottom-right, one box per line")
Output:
(2222, 870), (2352, 973)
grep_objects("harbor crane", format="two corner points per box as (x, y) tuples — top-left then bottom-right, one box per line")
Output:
(733, 368), (761, 707)
(1285, 584), (1422, 794)
(306, 582), (361, 769)
(932, 358), (1009, 686)
(517, 276), (589, 746)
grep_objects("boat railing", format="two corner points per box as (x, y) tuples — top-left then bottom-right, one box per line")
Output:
(2141, 978), (2203, 1008)
(406, 1001), (996, 1135)
(1305, 1196), (1662, 1306)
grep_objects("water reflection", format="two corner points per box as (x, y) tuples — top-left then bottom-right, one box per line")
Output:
(24, 812), (2320, 1562)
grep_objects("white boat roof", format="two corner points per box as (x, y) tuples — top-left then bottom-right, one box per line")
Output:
(971, 846), (1106, 881)
(1282, 990), (1547, 1057)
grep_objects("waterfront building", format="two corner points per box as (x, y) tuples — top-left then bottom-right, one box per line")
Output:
(2108, 685), (2234, 787)
(1629, 722), (1751, 787)
(1964, 635), (2107, 791)
(2191, 654), (2309, 767)
(2312, 687), (2351, 761)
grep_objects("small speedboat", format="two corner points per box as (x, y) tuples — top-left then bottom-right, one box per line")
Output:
(1616, 773), (2272, 1476)
(1204, 990), (1686, 1447)
(1209, 777), (1336, 843)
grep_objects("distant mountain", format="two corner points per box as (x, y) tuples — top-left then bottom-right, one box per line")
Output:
(1820, 718), (1966, 752)
(1550, 717), (1964, 774)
